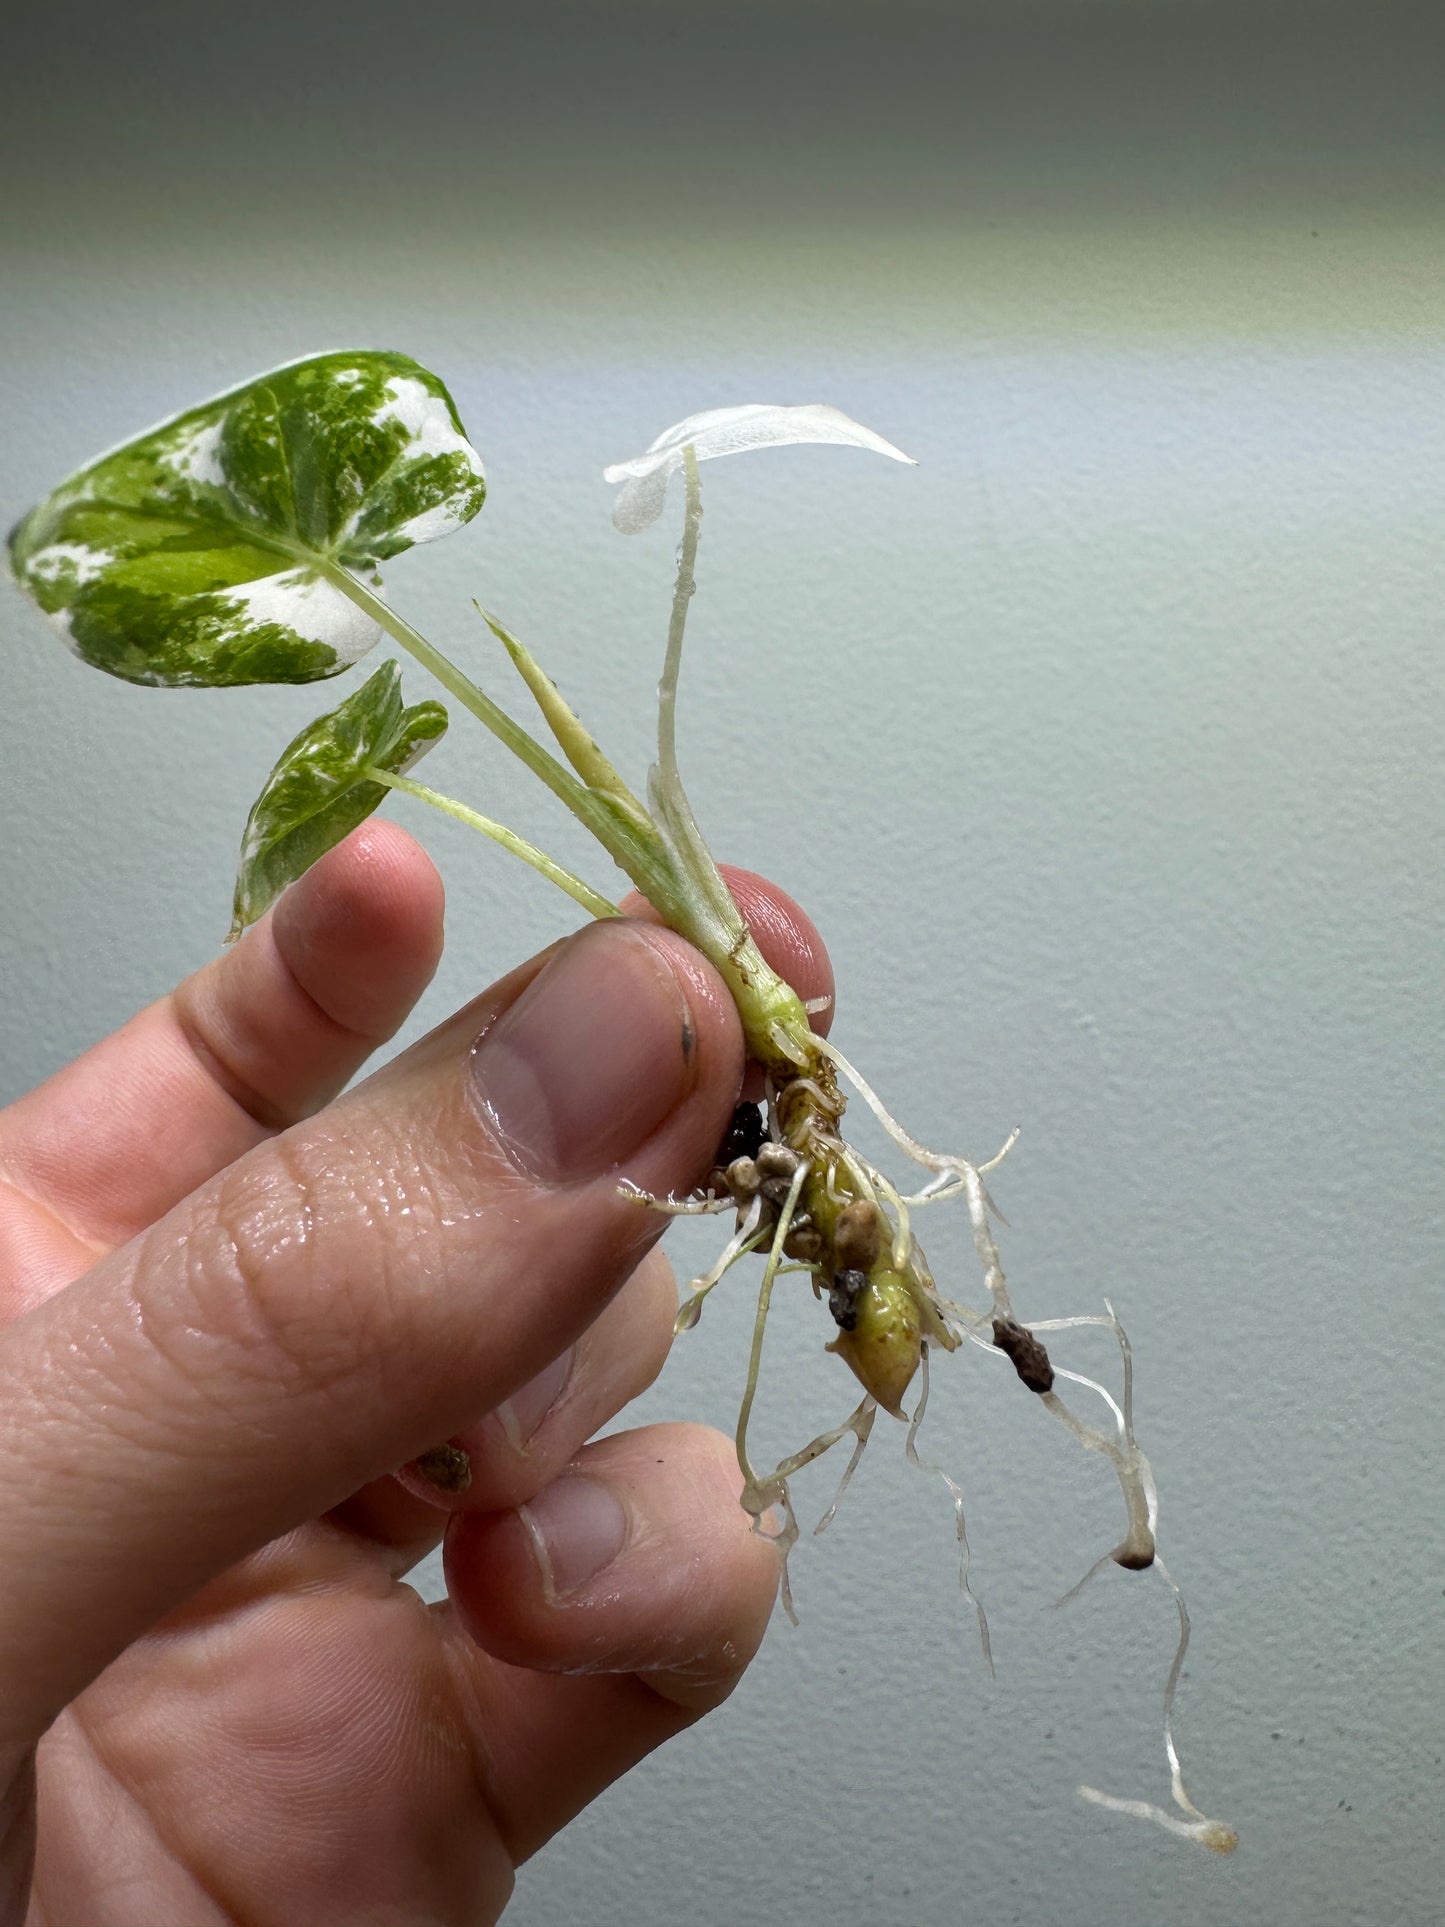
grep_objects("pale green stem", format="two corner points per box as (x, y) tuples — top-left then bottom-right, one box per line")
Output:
(649, 445), (735, 932)
(658, 443), (703, 786)
(365, 768), (619, 920)
(640, 451), (817, 1065)
(325, 563), (597, 826)
(331, 529), (812, 1070)
(327, 560), (681, 911)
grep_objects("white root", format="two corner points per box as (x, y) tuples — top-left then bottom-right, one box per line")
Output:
(663, 1035), (1232, 1852)
(1076, 1558), (1238, 1854)
(1037, 1301), (1157, 1569)
(1039, 1308), (1234, 1851)
(811, 1035), (960, 1172)
(617, 1178), (732, 1217)
(734, 1161), (812, 1618)
(765, 1019), (813, 1069)
(1077, 1787), (1238, 1855)
(812, 1400), (878, 1534)
(1154, 1557), (1239, 1852)
(674, 1196), (770, 1332)
(900, 1127), (1022, 1208)
(741, 1395), (876, 1624)
(906, 1346), (993, 1672)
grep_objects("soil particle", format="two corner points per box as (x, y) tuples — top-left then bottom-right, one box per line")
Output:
(413, 1442), (473, 1493)
(829, 1268), (868, 1332)
(717, 1101), (767, 1165)
(991, 1317), (1055, 1394)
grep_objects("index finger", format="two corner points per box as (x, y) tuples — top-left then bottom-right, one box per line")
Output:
(0, 822), (445, 1288)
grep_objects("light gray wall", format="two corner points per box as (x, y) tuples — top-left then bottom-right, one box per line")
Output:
(3, 6), (1443, 1923)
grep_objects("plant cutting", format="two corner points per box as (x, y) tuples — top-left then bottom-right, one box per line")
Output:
(9, 349), (1236, 1853)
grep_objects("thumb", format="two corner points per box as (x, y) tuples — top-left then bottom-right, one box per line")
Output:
(0, 918), (742, 1747)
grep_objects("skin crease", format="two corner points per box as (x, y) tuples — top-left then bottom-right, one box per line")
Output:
(0, 821), (835, 1927)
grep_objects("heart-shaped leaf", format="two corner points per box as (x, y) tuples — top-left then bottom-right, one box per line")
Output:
(9, 351), (486, 687)
(230, 660), (447, 938)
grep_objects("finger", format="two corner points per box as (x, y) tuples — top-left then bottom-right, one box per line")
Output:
(393, 1243), (679, 1515)
(0, 820), (445, 1281)
(332, 1245), (680, 1560)
(0, 917), (743, 1746)
(437, 1424), (779, 1863)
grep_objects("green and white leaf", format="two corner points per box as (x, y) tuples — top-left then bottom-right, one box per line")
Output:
(229, 660), (447, 938)
(9, 350), (486, 687)
(602, 402), (915, 533)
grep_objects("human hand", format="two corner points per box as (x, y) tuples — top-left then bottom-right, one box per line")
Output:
(0, 822), (834, 1926)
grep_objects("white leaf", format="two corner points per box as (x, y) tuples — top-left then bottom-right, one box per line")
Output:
(603, 402), (916, 533)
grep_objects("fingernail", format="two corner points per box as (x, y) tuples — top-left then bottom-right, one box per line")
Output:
(491, 1348), (574, 1451)
(520, 1476), (629, 1601)
(471, 922), (700, 1184)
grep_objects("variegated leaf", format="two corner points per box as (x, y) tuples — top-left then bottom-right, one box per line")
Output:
(229, 660), (447, 937)
(603, 402), (914, 533)
(9, 351), (486, 687)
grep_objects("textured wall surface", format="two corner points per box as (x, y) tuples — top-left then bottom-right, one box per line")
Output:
(3, 5), (1443, 1923)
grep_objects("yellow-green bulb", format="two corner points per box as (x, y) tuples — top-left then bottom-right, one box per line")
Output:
(826, 1267), (922, 1416)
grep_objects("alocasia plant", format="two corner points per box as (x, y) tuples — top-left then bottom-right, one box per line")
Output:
(9, 350), (1236, 1854)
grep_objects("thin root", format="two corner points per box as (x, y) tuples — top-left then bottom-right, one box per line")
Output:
(674, 1196), (770, 1332)
(663, 1026), (1231, 1852)
(740, 1395), (878, 1622)
(618, 1178), (732, 1217)
(906, 1345), (993, 1672)
(812, 1399), (878, 1534)
(1077, 1787), (1238, 1854)
(1074, 1557), (1238, 1854)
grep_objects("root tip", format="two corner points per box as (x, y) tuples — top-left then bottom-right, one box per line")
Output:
(1077, 1787), (1239, 1855)
(1111, 1542), (1156, 1572)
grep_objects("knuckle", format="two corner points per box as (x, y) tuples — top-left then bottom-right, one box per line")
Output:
(177, 1128), (417, 1403)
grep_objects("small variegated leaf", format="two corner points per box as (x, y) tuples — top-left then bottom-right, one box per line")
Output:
(602, 402), (915, 533)
(229, 661), (447, 938)
(9, 351), (486, 687)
